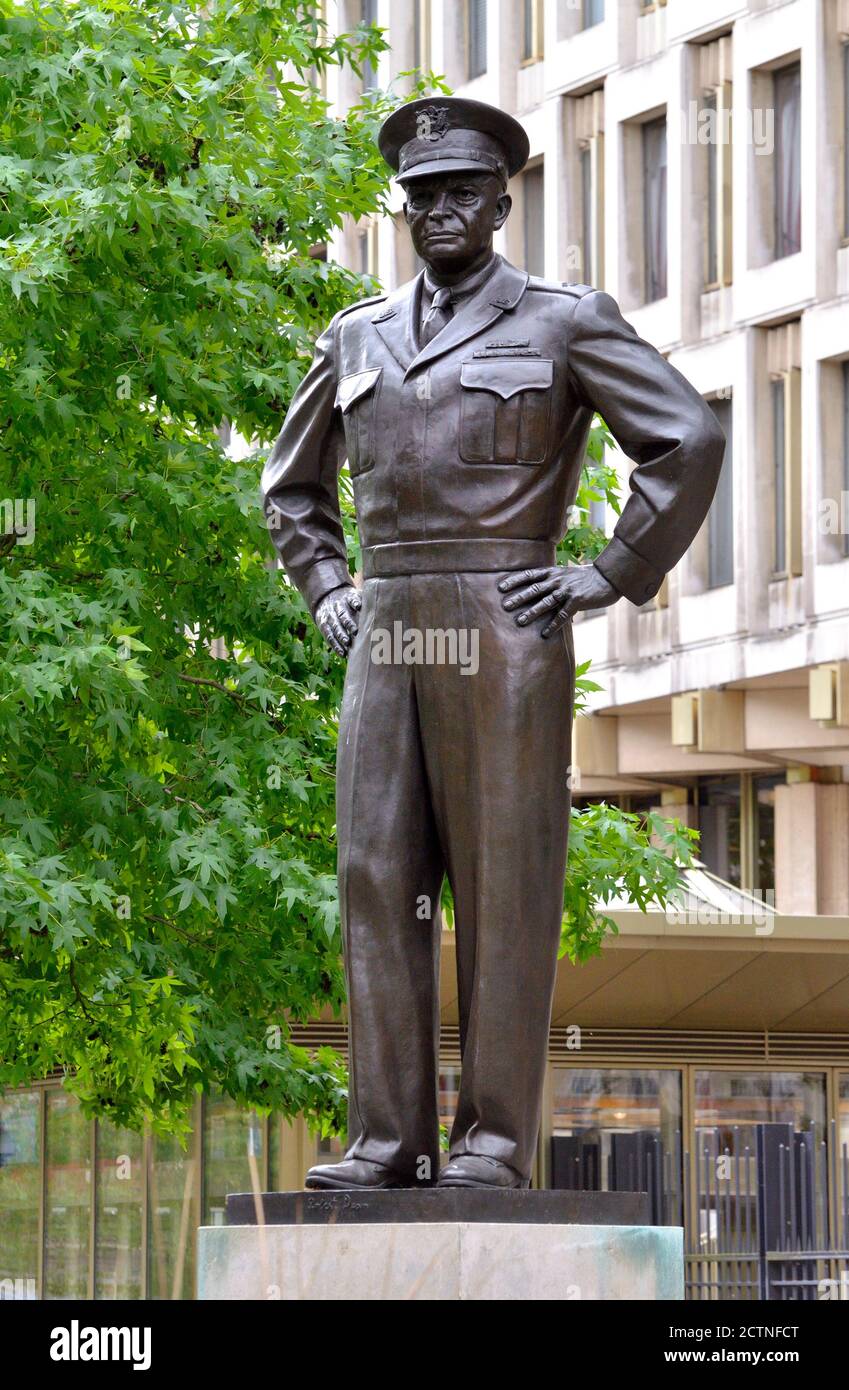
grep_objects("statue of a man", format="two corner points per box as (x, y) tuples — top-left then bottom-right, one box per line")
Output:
(261, 97), (724, 1191)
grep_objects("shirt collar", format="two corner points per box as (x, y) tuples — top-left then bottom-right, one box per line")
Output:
(422, 253), (500, 304)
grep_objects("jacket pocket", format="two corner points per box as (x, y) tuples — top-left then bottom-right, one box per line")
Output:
(459, 358), (553, 465)
(335, 367), (382, 476)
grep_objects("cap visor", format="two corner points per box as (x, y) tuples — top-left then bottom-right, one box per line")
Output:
(396, 157), (499, 184)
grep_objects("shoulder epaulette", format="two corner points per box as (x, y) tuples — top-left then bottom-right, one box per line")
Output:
(526, 278), (595, 299)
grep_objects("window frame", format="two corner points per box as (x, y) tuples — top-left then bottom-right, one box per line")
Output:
(773, 61), (802, 261)
(521, 0), (544, 65)
(466, 0), (487, 81)
(642, 114), (668, 304)
(770, 366), (802, 579)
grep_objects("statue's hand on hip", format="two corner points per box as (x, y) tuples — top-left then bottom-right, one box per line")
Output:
(314, 585), (362, 658)
(498, 564), (618, 638)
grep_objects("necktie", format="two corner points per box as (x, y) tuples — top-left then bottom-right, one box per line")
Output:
(420, 286), (454, 346)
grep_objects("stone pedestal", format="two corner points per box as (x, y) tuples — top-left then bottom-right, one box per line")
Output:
(197, 1190), (684, 1301)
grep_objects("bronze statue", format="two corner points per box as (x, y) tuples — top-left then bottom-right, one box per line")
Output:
(261, 97), (724, 1190)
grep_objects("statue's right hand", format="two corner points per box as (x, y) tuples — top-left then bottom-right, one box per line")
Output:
(314, 585), (362, 658)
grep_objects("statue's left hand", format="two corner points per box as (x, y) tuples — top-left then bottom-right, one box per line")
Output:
(498, 564), (619, 638)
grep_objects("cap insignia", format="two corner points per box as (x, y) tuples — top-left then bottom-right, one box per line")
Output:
(416, 106), (451, 143)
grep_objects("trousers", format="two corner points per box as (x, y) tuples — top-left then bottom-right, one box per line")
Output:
(336, 567), (574, 1182)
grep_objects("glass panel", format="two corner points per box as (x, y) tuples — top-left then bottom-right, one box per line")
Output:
(704, 92), (718, 286)
(467, 0), (487, 80)
(413, 0), (429, 72)
(839, 1074), (849, 1154)
(697, 775), (741, 886)
(552, 1068), (682, 1221)
(523, 0), (534, 61)
(642, 116), (668, 302)
(752, 771), (784, 895)
(707, 396), (733, 588)
(844, 359), (849, 558)
(773, 376), (786, 573)
(439, 1066), (460, 1133)
(148, 1129), (198, 1300)
(844, 42), (849, 239)
(693, 1070), (827, 1295)
(95, 1123), (143, 1299)
(0, 1090), (40, 1299)
(361, 0), (378, 90)
(43, 1091), (91, 1299)
(582, 0), (604, 29)
(523, 164), (545, 277)
(580, 145), (593, 285)
(202, 1094), (258, 1227)
(774, 63), (801, 259)
(695, 1070), (826, 1145)
(589, 495), (606, 532)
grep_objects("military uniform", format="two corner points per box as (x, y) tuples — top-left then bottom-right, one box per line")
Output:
(261, 99), (724, 1186)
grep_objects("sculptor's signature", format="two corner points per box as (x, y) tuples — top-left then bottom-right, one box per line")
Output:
(309, 1193), (367, 1217)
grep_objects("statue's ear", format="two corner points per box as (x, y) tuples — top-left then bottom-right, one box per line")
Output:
(494, 192), (512, 231)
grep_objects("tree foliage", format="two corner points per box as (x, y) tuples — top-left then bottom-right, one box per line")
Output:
(0, 0), (408, 1135)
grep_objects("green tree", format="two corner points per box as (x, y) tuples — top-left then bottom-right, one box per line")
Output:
(0, 0), (693, 1141)
(0, 0), (407, 1136)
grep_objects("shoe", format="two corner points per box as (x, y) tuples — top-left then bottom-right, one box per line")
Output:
(437, 1154), (528, 1189)
(304, 1157), (414, 1190)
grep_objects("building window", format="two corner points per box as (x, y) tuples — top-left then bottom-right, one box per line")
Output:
(413, 0), (431, 74)
(642, 115), (668, 302)
(358, 219), (379, 280)
(844, 41), (849, 240)
(695, 1070), (825, 1141)
(576, 89), (604, 287)
(202, 1092), (258, 1227)
(467, 0), (487, 80)
(707, 396), (733, 588)
(774, 62), (801, 259)
(523, 163), (545, 277)
(582, 0), (604, 27)
(844, 359), (849, 558)
(148, 1129), (198, 1300)
(770, 370), (802, 578)
(361, 0), (378, 90)
(700, 37), (733, 289)
(551, 1068), (682, 1223)
(772, 377), (787, 573)
(697, 776), (742, 886)
(768, 323), (802, 578)
(522, 0), (544, 63)
(580, 147), (593, 283)
(44, 1090), (91, 1299)
(751, 771), (783, 895)
(0, 1090), (40, 1298)
(95, 1123), (144, 1299)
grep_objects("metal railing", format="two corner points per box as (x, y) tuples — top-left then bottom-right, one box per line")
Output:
(551, 1121), (849, 1300)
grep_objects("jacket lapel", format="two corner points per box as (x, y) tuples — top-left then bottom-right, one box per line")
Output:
(405, 257), (529, 378)
(370, 273), (423, 372)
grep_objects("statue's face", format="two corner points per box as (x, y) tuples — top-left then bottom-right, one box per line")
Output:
(403, 172), (511, 274)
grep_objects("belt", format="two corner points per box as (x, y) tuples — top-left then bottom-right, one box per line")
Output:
(361, 539), (556, 579)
